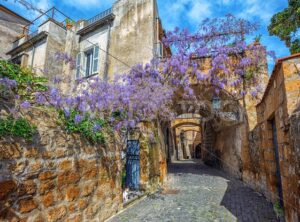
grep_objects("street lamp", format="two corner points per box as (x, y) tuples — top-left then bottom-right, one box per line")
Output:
(212, 95), (221, 111)
(128, 127), (142, 141)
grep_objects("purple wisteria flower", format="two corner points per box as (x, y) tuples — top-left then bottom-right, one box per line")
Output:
(17, 14), (274, 134)
(74, 114), (82, 123)
(0, 77), (17, 87)
(64, 109), (70, 117)
(35, 92), (46, 104)
(93, 124), (102, 132)
(20, 101), (31, 109)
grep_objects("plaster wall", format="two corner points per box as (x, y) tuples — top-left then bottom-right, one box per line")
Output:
(77, 25), (110, 79)
(107, 0), (157, 79)
(0, 11), (27, 59)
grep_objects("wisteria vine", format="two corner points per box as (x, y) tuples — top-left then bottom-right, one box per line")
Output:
(0, 15), (275, 142)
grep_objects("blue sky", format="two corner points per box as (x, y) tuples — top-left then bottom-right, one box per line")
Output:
(3, 0), (290, 73)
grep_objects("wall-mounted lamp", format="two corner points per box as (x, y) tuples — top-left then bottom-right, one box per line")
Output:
(212, 96), (221, 111)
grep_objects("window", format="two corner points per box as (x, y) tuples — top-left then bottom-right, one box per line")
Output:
(75, 45), (99, 79)
(93, 46), (99, 74)
(85, 48), (93, 77)
(156, 42), (163, 58)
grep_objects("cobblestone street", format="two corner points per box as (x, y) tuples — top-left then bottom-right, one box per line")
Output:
(108, 160), (279, 222)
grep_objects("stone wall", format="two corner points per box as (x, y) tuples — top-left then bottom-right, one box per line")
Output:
(202, 121), (216, 166)
(139, 122), (167, 191)
(214, 124), (244, 178)
(288, 107), (300, 221)
(0, 110), (123, 222)
(0, 110), (167, 221)
(244, 55), (300, 222)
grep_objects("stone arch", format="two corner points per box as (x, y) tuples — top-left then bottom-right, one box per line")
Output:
(164, 83), (246, 171)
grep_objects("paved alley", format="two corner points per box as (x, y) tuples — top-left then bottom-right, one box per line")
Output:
(108, 160), (279, 222)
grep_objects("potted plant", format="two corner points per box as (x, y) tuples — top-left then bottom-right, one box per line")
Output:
(66, 18), (75, 30)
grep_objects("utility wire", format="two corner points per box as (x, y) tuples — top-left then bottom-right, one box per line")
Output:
(10, 0), (137, 71)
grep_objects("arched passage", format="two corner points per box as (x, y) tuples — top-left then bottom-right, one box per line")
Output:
(162, 83), (247, 178)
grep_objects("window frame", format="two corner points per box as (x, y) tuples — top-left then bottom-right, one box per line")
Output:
(92, 45), (99, 75)
(84, 48), (94, 77)
(75, 44), (100, 80)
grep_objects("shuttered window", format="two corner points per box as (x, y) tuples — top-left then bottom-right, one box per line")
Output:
(92, 45), (99, 74)
(77, 45), (100, 79)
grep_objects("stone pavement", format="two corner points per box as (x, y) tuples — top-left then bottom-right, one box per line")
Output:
(108, 160), (279, 222)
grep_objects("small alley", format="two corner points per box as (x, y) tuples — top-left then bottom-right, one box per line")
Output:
(109, 160), (279, 222)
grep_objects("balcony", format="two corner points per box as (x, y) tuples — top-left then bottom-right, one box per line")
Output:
(87, 8), (113, 26)
(10, 7), (70, 50)
(77, 8), (115, 36)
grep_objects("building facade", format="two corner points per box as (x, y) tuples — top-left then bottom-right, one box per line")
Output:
(6, 0), (167, 82)
(0, 4), (31, 60)
(244, 54), (300, 222)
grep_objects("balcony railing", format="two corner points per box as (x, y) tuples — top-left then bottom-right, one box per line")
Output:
(28, 30), (39, 39)
(86, 8), (113, 26)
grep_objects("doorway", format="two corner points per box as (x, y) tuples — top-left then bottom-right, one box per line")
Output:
(125, 140), (140, 190)
(270, 118), (284, 207)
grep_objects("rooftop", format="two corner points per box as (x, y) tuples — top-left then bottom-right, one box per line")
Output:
(257, 53), (300, 106)
(0, 4), (31, 24)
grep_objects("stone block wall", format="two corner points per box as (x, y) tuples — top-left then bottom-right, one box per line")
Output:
(244, 56), (300, 222)
(242, 125), (269, 195)
(139, 122), (167, 192)
(0, 110), (123, 222)
(214, 124), (244, 178)
(287, 107), (300, 221)
(0, 110), (168, 221)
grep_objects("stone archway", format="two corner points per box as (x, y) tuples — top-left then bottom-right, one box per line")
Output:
(162, 83), (247, 177)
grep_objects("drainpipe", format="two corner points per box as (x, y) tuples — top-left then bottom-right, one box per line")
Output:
(155, 17), (159, 59)
(104, 23), (112, 81)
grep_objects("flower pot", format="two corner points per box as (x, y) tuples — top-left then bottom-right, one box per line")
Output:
(66, 24), (73, 30)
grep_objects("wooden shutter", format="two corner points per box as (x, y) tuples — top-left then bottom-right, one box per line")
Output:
(92, 45), (99, 74)
(76, 52), (82, 79)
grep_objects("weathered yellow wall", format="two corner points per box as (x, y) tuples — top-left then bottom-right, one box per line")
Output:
(246, 56), (300, 222)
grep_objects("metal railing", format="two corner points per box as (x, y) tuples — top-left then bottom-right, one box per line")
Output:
(86, 8), (113, 26)
(28, 30), (39, 39)
(12, 7), (71, 49)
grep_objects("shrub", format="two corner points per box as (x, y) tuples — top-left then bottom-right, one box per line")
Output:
(59, 109), (107, 144)
(0, 116), (37, 141)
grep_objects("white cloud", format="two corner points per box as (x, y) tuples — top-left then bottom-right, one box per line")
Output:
(158, 0), (213, 30)
(61, 0), (114, 9)
(188, 0), (212, 23)
(4, 0), (53, 18)
(35, 0), (52, 11)
(236, 0), (279, 24)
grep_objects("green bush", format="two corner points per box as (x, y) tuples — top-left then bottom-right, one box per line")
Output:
(0, 60), (48, 100)
(59, 109), (107, 144)
(0, 116), (37, 141)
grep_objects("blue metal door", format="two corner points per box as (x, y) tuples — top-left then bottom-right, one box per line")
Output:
(125, 140), (140, 190)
